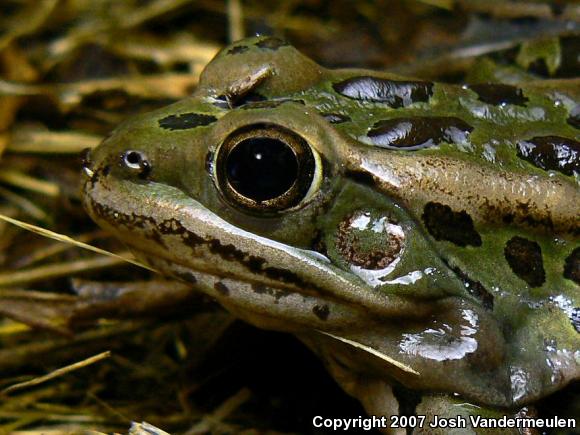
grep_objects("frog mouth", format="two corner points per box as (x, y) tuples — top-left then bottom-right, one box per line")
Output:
(81, 171), (436, 327)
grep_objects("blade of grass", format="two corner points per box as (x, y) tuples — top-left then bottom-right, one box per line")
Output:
(1, 351), (111, 395)
(0, 170), (60, 197)
(318, 331), (419, 376)
(0, 214), (156, 272)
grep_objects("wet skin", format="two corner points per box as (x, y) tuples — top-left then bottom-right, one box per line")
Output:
(82, 35), (579, 432)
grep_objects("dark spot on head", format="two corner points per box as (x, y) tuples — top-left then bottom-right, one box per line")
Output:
(567, 105), (580, 129)
(322, 113), (351, 124)
(214, 281), (230, 296)
(564, 247), (580, 285)
(367, 116), (473, 149)
(255, 37), (289, 50)
(333, 76), (433, 108)
(466, 83), (528, 107)
(227, 45), (249, 55)
(422, 202), (482, 247)
(516, 136), (579, 176)
(102, 164), (111, 176)
(313, 304), (330, 321)
(571, 307), (580, 332)
(504, 236), (545, 287)
(159, 113), (217, 130)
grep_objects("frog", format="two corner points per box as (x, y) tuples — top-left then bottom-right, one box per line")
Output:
(81, 35), (579, 433)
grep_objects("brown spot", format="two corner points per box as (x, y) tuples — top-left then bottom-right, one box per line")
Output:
(214, 282), (230, 295)
(466, 83), (528, 107)
(367, 116), (473, 149)
(227, 45), (249, 55)
(422, 202), (482, 247)
(255, 37), (289, 50)
(251, 283), (290, 302)
(322, 113), (351, 124)
(564, 247), (580, 285)
(333, 76), (433, 108)
(313, 304), (330, 321)
(159, 113), (217, 130)
(336, 212), (404, 270)
(504, 237), (546, 287)
(517, 136), (579, 176)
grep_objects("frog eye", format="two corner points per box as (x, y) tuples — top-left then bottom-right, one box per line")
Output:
(121, 150), (151, 178)
(215, 124), (317, 213)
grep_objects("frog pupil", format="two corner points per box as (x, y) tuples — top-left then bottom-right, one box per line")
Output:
(226, 137), (298, 202)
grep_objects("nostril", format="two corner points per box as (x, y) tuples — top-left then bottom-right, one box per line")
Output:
(80, 148), (92, 167)
(123, 150), (143, 168)
(121, 150), (151, 178)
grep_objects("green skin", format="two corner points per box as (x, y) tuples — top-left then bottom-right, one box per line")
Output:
(82, 36), (579, 432)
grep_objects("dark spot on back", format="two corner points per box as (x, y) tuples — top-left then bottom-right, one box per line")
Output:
(159, 113), (217, 130)
(422, 202), (482, 247)
(322, 113), (351, 124)
(466, 83), (528, 107)
(214, 281), (230, 295)
(227, 45), (249, 55)
(504, 236), (545, 287)
(333, 76), (433, 108)
(564, 247), (580, 285)
(571, 307), (580, 332)
(313, 304), (330, 321)
(367, 116), (473, 149)
(516, 136), (579, 176)
(255, 37), (289, 50)
(568, 105), (580, 129)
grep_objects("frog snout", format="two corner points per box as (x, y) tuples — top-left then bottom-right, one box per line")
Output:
(80, 147), (95, 178)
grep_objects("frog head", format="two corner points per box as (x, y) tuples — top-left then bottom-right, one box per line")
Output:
(82, 36), (579, 417)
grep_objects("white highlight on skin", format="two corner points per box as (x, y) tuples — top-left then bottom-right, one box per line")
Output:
(360, 159), (402, 188)
(398, 309), (479, 362)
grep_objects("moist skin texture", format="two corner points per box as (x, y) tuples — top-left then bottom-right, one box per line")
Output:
(82, 35), (579, 434)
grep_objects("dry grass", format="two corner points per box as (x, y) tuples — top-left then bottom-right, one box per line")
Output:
(0, 1), (576, 433)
